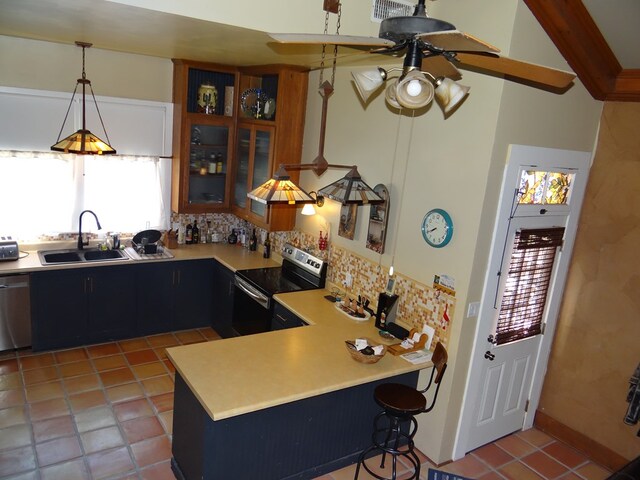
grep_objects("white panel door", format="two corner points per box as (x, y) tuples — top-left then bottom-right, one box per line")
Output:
(455, 145), (591, 457)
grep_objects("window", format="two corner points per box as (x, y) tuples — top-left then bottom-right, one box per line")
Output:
(495, 227), (565, 345)
(0, 150), (170, 241)
(518, 170), (574, 205)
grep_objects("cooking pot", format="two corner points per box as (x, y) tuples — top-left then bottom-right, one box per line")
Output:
(132, 229), (162, 254)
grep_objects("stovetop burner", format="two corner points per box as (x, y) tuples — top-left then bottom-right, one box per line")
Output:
(235, 243), (327, 296)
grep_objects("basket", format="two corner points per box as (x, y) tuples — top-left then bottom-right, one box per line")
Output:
(345, 338), (387, 364)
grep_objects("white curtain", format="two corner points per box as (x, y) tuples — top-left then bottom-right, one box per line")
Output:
(0, 151), (170, 241)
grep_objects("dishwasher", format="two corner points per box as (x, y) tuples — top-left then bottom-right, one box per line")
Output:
(0, 274), (31, 351)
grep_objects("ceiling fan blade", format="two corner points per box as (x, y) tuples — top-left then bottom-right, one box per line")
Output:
(421, 55), (462, 80)
(417, 30), (500, 53)
(268, 33), (394, 48)
(456, 52), (576, 89)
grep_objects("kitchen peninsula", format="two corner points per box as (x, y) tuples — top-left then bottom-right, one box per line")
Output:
(167, 288), (432, 480)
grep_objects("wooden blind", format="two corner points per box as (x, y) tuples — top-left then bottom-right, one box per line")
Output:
(495, 227), (565, 345)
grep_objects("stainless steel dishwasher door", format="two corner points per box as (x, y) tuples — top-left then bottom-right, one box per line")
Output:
(0, 274), (31, 351)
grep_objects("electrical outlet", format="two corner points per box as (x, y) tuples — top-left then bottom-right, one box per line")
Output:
(467, 302), (480, 318)
(344, 273), (353, 288)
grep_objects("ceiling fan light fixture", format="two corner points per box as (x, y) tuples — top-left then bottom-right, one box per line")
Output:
(351, 67), (388, 102)
(384, 80), (402, 109)
(434, 77), (470, 114)
(395, 70), (434, 109)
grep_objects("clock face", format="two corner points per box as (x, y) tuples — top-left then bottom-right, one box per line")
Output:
(421, 209), (453, 248)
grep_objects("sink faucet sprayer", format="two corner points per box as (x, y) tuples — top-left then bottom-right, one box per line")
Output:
(78, 210), (102, 250)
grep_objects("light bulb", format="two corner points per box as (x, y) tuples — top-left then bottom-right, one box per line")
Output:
(406, 79), (422, 97)
(389, 265), (394, 276)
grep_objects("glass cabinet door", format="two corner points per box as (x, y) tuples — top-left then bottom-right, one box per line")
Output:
(188, 122), (229, 206)
(250, 129), (273, 217)
(234, 128), (251, 208)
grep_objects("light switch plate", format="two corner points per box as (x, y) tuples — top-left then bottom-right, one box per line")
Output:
(466, 302), (480, 318)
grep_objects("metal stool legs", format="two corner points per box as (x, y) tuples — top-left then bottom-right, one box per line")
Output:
(354, 411), (420, 480)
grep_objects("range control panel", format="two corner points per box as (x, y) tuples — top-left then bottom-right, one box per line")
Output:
(281, 243), (325, 277)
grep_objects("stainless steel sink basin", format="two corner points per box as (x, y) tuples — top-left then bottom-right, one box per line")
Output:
(38, 248), (130, 265)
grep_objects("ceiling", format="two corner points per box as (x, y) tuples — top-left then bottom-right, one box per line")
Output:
(0, 0), (638, 101)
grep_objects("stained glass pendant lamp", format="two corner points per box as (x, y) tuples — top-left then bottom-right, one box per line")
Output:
(51, 41), (116, 155)
(317, 166), (384, 205)
(247, 165), (315, 205)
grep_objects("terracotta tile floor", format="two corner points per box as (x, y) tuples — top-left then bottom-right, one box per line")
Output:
(0, 328), (612, 480)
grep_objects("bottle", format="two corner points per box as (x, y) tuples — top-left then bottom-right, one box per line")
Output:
(216, 154), (223, 173)
(249, 229), (257, 251)
(177, 225), (186, 245)
(206, 220), (213, 242)
(200, 219), (207, 244)
(185, 221), (193, 244)
(208, 153), (217, 174)
(263, 234), (271, 258)
(192, 220), (200, 244)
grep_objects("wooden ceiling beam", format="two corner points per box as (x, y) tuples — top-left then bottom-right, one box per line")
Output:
(524, 0), (640, 102)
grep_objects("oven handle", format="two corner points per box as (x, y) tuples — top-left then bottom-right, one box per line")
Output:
(235, 276), (270, 309)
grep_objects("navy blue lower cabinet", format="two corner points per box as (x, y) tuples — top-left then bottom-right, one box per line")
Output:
(210, 260), (235, 337)
(171, 370), (419, 480)
(31, 264), (136, 351)
(271, 302), (307, 330)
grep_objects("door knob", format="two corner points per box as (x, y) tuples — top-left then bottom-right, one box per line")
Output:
(484, 351), (495, 361)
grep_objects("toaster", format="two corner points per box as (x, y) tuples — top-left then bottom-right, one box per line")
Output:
(0, 236), (20, 261)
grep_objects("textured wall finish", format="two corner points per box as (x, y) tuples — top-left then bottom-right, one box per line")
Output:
(538, 102), (640, 461)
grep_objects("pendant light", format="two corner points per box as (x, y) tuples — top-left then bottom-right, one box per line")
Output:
(317, 166), (385, 205)
(51, 41), (116, 155)
(247, 165), (315, 205)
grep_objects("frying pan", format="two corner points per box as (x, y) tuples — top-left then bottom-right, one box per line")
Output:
(132, 229), (162, 253)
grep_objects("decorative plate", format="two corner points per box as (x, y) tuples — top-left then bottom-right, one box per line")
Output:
(240, 88), (268, 118)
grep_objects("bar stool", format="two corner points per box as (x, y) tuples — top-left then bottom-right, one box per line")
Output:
(354, 342), (448, 480)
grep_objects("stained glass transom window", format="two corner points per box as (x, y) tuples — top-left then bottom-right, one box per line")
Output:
(518, 170), (573, 205)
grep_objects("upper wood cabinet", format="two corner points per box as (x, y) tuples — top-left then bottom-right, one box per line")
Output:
(171, 61), (309, 231)
(231, 65), (309, 231)
(171, 60), (238, 214)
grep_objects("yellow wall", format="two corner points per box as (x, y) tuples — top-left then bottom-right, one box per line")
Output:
(538, 102), (640, 461)
(0, 35), (172, 102)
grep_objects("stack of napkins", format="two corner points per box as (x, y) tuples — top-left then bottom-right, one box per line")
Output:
(355, 338), (384, 355)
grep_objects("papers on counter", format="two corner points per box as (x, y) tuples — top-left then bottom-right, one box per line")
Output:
(400, 349), (433, 365)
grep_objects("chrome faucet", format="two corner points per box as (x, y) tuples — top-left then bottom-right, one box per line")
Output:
(78, 210), (102, 250)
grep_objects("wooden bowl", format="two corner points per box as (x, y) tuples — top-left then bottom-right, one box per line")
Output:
(345, 338), (387, 364)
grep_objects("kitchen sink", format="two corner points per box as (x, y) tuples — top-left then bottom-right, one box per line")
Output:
(38, 248), (130, 265)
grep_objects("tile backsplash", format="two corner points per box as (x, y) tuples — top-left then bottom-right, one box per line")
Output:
(282, 230), (455, 350)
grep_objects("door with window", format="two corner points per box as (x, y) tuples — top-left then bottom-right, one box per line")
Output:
(456, 145), (591, 456)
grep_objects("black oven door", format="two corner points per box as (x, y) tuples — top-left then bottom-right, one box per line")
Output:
(232, 276), (272, 336)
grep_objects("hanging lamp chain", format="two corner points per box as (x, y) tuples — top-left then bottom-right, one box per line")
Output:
(319, 1), (341, 88)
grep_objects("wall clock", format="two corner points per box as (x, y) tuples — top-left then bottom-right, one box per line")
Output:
(421, 208), (454, 248)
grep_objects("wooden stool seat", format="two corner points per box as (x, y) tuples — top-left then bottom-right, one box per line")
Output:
(375, 383), (426, 416)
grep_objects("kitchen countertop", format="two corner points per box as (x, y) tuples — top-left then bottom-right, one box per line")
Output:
(166, 288), (432, 421)
(0, 242), (280, 275)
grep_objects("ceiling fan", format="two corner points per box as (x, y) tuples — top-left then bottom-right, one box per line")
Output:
(269, 0), (576, 112)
